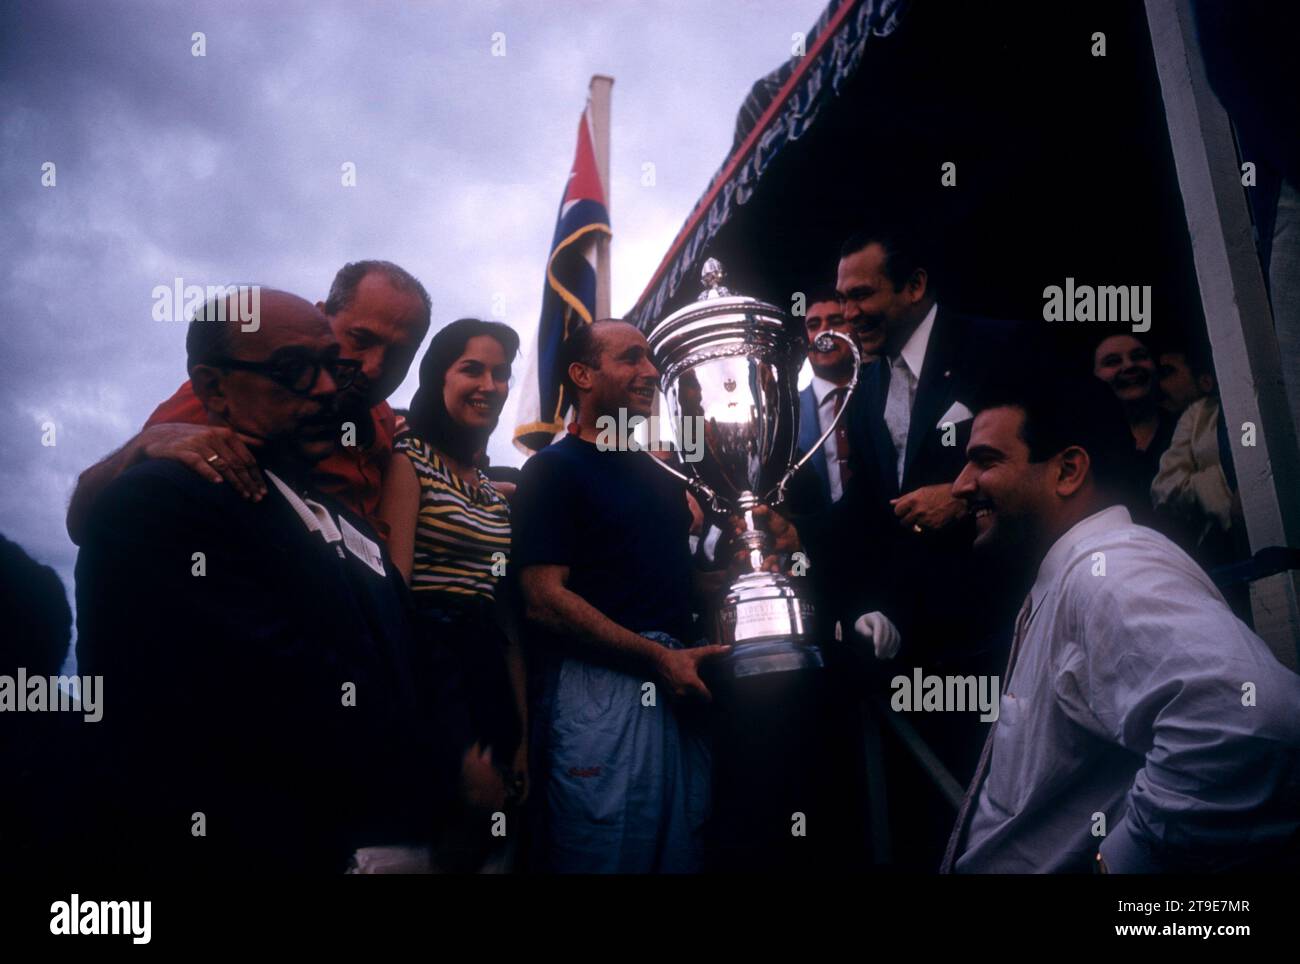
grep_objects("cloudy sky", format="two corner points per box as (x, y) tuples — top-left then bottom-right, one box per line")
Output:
(0, 0), (829, 600)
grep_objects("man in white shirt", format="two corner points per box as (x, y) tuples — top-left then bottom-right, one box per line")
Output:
(943, 373), (1300, 873)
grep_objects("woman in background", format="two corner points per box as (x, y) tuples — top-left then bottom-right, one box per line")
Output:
(1093, 332), (1177, 527)
(379, 317), (526, 870)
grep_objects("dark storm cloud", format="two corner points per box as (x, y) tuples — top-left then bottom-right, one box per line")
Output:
(0, 0), (828, 603)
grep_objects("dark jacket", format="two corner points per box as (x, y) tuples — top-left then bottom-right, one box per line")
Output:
(74, 458), (460, 874)
(792, 307), (1028, 772)
(794, 382), (833, 510)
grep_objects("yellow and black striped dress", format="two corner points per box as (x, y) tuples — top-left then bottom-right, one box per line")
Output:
(393, 434), (511, 605)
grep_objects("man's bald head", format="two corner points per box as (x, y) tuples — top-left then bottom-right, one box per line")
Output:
(559, 318), (633, 385)
(186, 287), (329, 371)
(560, 318), (659, 421)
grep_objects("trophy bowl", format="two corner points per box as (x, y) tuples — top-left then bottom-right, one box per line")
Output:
(646, 259), (860, 678)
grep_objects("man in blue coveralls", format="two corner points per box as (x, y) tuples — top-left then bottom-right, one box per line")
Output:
(514, 319), (729, 873)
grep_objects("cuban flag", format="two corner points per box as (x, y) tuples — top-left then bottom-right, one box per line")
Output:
(513, 102), (610, 454)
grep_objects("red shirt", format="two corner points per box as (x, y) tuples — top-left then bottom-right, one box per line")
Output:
(144, 381), (396, 539)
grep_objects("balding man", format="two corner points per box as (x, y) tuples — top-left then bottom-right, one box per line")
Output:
(66, 261), (431, 544)
(513, 320), (728, 873)
(74, 290), (463, 873)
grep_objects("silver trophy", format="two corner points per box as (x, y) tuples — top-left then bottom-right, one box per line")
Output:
(647, 259), (861, 677)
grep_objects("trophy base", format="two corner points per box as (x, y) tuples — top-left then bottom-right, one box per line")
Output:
(717, 638), (824, 679)
(717, 572), (822, 678)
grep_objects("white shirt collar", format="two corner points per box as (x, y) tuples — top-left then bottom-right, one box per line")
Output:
(265, 470), (342, 545)
(896, 301), (938, 377)
(810, 373), (847, 407)
(1027, 504), (1132, 617)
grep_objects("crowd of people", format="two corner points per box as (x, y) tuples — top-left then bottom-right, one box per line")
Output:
(2, 234), (1298, 874)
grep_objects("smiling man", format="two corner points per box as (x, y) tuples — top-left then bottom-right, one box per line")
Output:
(942, 373), (1300, 873)
(513, 319), (729, 873)
(786, 227), (1027, 769)
(757, 226), (1043, 868)
(66, 261), (430, 544)
(825, 226), (1027, 685)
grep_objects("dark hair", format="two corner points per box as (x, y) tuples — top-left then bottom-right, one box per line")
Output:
(559, 318), (620, 398)
(1158, 342), (1216, 381)
(324, 260), (432, 329)
(973, 371), (1136, 495)
(803, 283), (841, 307)
(839, 223), (932, 294)
(407, 318), (520, 460)
(1093, 329), (1153, 357)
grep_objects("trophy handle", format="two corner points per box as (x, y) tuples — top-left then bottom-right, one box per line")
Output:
(768, 329), (863, 505)
(642, 450), (727, 516)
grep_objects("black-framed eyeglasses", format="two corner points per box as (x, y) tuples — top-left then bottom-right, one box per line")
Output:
(208, 352), (362, 394)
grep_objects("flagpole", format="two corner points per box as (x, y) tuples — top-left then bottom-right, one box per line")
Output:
(589, 74), (614, 320)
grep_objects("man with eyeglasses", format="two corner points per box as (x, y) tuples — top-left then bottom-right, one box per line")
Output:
(74, 289), (462, 873)
(66, 261), (430, 545)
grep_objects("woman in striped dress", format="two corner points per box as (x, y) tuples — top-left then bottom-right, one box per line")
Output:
(379, 318), (525, 865)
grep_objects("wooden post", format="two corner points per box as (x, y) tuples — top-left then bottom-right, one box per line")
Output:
(1145, 0), (1300, 666)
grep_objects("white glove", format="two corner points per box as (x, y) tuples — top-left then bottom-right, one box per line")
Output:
(853, 611), (901, 660)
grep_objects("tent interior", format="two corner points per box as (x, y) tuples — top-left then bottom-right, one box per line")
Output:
(644, 1), (1214, 376)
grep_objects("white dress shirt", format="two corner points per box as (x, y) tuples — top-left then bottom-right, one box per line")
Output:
(882, 302), (937, 486)
(265, 470), (387, 575)
(810, 373), (850, 503)
(265, 471), (343, 547)
(956, 505), (1300, 873)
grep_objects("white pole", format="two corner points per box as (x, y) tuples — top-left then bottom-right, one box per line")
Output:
(1145, 0), (1300, 666)
(589, 74), (614, 321)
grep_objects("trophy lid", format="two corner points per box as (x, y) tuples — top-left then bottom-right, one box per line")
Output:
(698, 258), (733, 299)
(647, 259), (800, 381)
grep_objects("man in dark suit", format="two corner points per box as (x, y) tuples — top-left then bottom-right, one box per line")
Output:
(831, 227), (1024, 672)
(768, 226), (1029, 867)
(792, 284), (883, 513)
(75, 289), (472, 874)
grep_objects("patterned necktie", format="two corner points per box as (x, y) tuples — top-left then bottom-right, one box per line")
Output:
(883, 354), (915, 488)
(830, 386), (853, 487)
(939, 594), (1033, 873)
